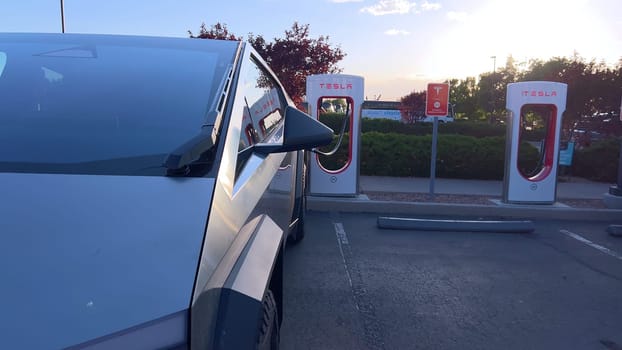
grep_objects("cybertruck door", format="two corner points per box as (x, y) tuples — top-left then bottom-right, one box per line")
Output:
(232, 53), (295, 234)
(191, 46), (294, 333)
(194, 46), (295, 301)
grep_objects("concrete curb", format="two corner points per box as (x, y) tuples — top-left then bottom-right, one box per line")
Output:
(603, 193), (622, 209)
(307, 197), (622, 222)
(377, 216), (535, 233)
(608, 225), (622, 237)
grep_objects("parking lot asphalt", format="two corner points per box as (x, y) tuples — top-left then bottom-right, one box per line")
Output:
(280, 211), (622, 350)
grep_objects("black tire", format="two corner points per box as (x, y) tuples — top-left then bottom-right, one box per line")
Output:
(256, 290), (280, 350)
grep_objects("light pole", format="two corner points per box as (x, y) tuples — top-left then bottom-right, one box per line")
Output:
(60, 0), (65, 33)
(605, 96), (622, 210)
(489, 56), (496, 123)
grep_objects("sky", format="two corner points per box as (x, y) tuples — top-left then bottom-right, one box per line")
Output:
(2, 0), (621, 101)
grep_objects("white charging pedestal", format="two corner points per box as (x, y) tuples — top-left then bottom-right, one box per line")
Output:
(306, 74), (364, 197)
(503, 81), (567, 204)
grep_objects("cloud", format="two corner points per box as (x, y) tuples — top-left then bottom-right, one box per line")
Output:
(360, 0), (417, 15)
(421, 1), (441, 11)
(385, 29), (411, 36)
(447, 11), (469, 22)
(360, 0), (441, 16)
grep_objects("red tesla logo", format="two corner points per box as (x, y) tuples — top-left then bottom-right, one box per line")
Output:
(521, 90), (558, 97)
(319, 83), (353, 90)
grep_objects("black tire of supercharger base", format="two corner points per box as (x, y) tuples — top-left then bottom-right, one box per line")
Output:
(256, 290), (280, 350)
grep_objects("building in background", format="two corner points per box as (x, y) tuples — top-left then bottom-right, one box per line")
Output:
(361, 100), (401, 121)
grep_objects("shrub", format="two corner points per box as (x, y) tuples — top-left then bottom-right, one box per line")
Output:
(314, 116), (551, 180)
(319, 114), (550, 140)
(357, 132), (539, 180)
(316, 133), (350, 171)
(435, 122), (507, 138)
(318, 113), (348, 134)
(572, 138), (621, 182)
(361, 118), (515, 138)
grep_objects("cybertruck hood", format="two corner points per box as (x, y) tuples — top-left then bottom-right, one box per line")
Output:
(0, 173), (215, 349)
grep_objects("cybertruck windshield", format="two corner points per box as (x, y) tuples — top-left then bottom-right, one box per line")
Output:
(0, 34), (237, 176)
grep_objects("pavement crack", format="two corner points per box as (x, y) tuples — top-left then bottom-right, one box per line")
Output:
(524, 233), (622, 283)
(332, 213), (385, 350)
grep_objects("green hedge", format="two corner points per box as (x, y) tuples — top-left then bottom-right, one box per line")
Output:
(362, 118), (510, 138)
(572, 138), (621, 182)
(318, 132), (540, 180)
(319, 113), (543, 140)
(316, 132), (351, 172)
(314, 114), (622, 181)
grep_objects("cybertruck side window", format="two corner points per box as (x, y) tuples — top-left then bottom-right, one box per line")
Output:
(236, 58), (285, 176)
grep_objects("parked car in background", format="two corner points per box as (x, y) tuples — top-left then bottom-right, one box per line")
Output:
(419, 115), (455, 123)
(0, 33), (332, 350)
(418, 103), (456, 123)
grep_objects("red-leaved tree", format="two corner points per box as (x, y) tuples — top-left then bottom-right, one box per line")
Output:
(190, 22), (345, 107)
(188, 22), (241, 41)
(399, 90), (426, 124)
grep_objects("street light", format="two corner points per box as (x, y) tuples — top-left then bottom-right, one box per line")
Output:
(489, 56), (496, 123)
(60, 0), (65, 33)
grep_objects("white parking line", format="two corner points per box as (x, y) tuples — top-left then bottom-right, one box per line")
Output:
(560, 229), (622, 261)
(332, 220), (385, 350)
(334, 222), (354, 289)
(334, 222), (349, 245)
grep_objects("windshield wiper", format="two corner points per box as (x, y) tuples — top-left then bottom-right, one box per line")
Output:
(165, 64), (233, 177)
(163, 126), (216, 176)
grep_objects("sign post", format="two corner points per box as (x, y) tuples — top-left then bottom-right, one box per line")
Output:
(425, 83), (450, 198)
(612, 96), (622, 196)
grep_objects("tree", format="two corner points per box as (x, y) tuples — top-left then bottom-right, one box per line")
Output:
(449, 77), (478, 119)
(188, 23), (241, 41)
(587, 62), (621, 116)
(476, 55), (526, 123)
(399, 90), (426, 124)
(401, 54), (622, 127)
(248, 23), (345, 107)
(519, 56), (609, 126)
(476, 71), (506, 123)
(190, 22), (345, 107)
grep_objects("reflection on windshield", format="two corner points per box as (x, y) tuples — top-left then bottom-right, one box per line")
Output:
(35, 45), (97, 58)
(0, 36), (236, 176)
(41, 67), (63, 83)
(0, 52), (6, 77)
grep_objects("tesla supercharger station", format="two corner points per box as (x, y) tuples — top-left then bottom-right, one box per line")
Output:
(306, 74), (364, 197)
(503, 81), (567, 204)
